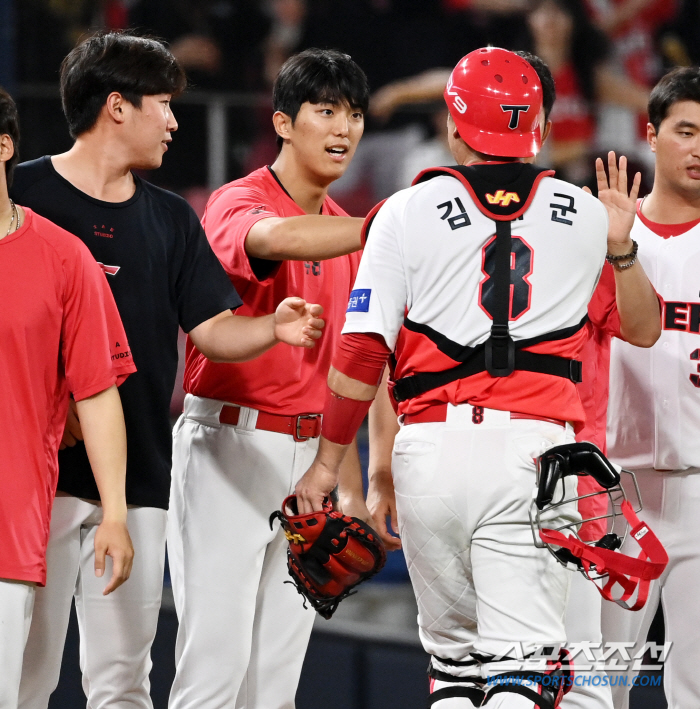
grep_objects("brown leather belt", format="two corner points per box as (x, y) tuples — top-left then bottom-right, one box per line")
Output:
(403, 404), (566, 428)
(219, 405), (322, 442)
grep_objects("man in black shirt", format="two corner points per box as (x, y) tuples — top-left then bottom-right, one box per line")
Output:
(12, 32), (324, 709)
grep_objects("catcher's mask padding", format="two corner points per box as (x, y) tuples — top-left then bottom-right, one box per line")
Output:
(536, 442), (620, 510)
(533, 442), (668, 610)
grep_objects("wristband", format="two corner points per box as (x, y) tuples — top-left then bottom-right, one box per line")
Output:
(321, 388), (372, 445)
(605, 239), (638, 264)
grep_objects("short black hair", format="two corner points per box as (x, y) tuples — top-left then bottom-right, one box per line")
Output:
(60, 31), (187, 139)
(513, 50), (556, 122)
(272, 48), (369, 148)
(649, 66), (700, 133)
(0, 86), (20, 187)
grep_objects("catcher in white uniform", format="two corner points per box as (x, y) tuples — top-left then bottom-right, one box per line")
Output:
(296, 47), (642, 708)
(602, 66), (700, 709)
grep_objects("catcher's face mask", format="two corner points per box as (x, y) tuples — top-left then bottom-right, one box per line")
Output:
(529, 442), (668, 610)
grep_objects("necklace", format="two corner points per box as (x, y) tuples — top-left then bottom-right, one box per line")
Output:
(4, 200), (18, 237)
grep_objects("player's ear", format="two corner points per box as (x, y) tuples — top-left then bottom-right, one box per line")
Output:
(104, 92), (128, 125)
(0, 134), (15, 164)
(541, 119), (552, 145)
(647, 122), (657, 153)
(272, 111), (293, 144)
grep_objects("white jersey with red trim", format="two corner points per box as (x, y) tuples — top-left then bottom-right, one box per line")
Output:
(607, 217), (700, 470)
(343, 170), (608, 419)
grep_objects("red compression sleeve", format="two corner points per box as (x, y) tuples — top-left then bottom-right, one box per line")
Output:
(321, 389), (373, 445)
(332, 333), (391, 386)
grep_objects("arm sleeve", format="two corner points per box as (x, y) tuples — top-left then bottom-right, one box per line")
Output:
(202, 185), (284, 286)
(341, 196), (408, 350)
(62, 243), (136, 401)
(332, 333), (392, 386)
(176, 205), (245, 333)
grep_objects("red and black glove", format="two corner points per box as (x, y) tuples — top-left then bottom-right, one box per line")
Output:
(270, 495), (387, 619)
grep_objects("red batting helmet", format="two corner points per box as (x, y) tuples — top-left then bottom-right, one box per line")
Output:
(444, 47), (543, 158)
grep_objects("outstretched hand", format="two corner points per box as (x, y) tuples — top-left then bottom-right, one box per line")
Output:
(274, 297), (324, 348)
(584, 151), (641, 253)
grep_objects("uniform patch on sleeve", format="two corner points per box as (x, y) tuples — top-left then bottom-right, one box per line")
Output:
(347, 289), (371, 313)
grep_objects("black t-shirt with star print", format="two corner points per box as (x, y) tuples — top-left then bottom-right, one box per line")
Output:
(11, 156), (242, 509)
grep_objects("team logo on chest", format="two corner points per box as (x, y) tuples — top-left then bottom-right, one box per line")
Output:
(97, 263), (121, 276)
(485, 190), (520, 207)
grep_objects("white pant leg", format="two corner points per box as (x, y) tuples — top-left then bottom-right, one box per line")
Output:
(75, 504), (166, 709)
(19, 496), (89, 709)
(601, 468), (665, 709)
(238, 448), (318, 709)
(168, 396), (316, 709)
(648, 470), (700, 709)
(392, 410), (575, 673)
(559, 573), (613, 709)
(0, 580), (35, 709)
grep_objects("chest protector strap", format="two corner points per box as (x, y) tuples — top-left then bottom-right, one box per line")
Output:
(392, 164), (583, 404)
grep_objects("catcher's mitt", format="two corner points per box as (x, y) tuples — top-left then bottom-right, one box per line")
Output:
(269, 495), (386, 619)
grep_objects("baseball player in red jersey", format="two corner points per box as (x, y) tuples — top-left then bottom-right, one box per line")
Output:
(0, 87), (135, 709)
(167, 49), (370, 709)
(600, 67), (700, 709)
(296, 47), (645, 708)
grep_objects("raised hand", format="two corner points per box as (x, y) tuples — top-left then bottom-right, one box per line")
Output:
(585, 151), (641, 254)
(274, 297), (324, 348)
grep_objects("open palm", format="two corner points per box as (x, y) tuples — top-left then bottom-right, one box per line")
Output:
(585, 151), (641, 251)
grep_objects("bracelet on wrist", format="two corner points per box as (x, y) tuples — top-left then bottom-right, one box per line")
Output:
(606, 239), (638, 263)
(612, 254), (638, 271)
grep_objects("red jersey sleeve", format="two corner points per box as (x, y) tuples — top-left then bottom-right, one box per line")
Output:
(587, 263), (622, 339)
(62, 243), (136, 401)
(202, 185), (282, 285)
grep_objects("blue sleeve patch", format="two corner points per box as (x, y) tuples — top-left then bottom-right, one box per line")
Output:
(347, 289), (371, 313)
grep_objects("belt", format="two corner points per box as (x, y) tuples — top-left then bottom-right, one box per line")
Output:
(403, 404), (566, 428)
(219, 405), (322, 442)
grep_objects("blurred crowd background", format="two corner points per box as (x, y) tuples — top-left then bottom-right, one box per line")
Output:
(5, 0), (700, 208)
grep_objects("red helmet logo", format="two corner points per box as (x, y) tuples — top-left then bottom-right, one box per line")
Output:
(444, 47), (543, 158)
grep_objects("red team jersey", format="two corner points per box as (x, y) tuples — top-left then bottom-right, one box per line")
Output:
(0, 209), (135, 584)
(184, 166), (361, 414)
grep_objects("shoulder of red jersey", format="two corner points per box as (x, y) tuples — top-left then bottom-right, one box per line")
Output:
(205, 166), (276, 211)
(23, 208), (101, 262)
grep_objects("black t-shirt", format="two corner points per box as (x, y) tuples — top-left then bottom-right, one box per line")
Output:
(11, 157), (243, 509)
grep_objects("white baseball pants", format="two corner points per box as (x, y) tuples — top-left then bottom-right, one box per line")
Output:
(393, 405), (578, 707)
(18, 496), (167, 709)
(0, 580), (34, 709)
(167, 394), (317, 709)
(601, 467), (700, 709)
(560, 572), (614, 709)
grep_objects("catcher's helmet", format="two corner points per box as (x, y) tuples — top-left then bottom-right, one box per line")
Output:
(444, 47), (543, 158)
(530, 442), (668, 611)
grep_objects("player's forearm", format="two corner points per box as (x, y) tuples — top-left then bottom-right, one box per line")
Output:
(367, 369), (399, 483)
(75, 385), (127, 523)
(613, 261), (662, 347)
(337, 439), (363, 504)
(245, 216), (363, 261)
(190, 311), (278, 363)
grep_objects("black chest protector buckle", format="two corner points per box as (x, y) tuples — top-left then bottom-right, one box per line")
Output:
(391, 163), (583, 403)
